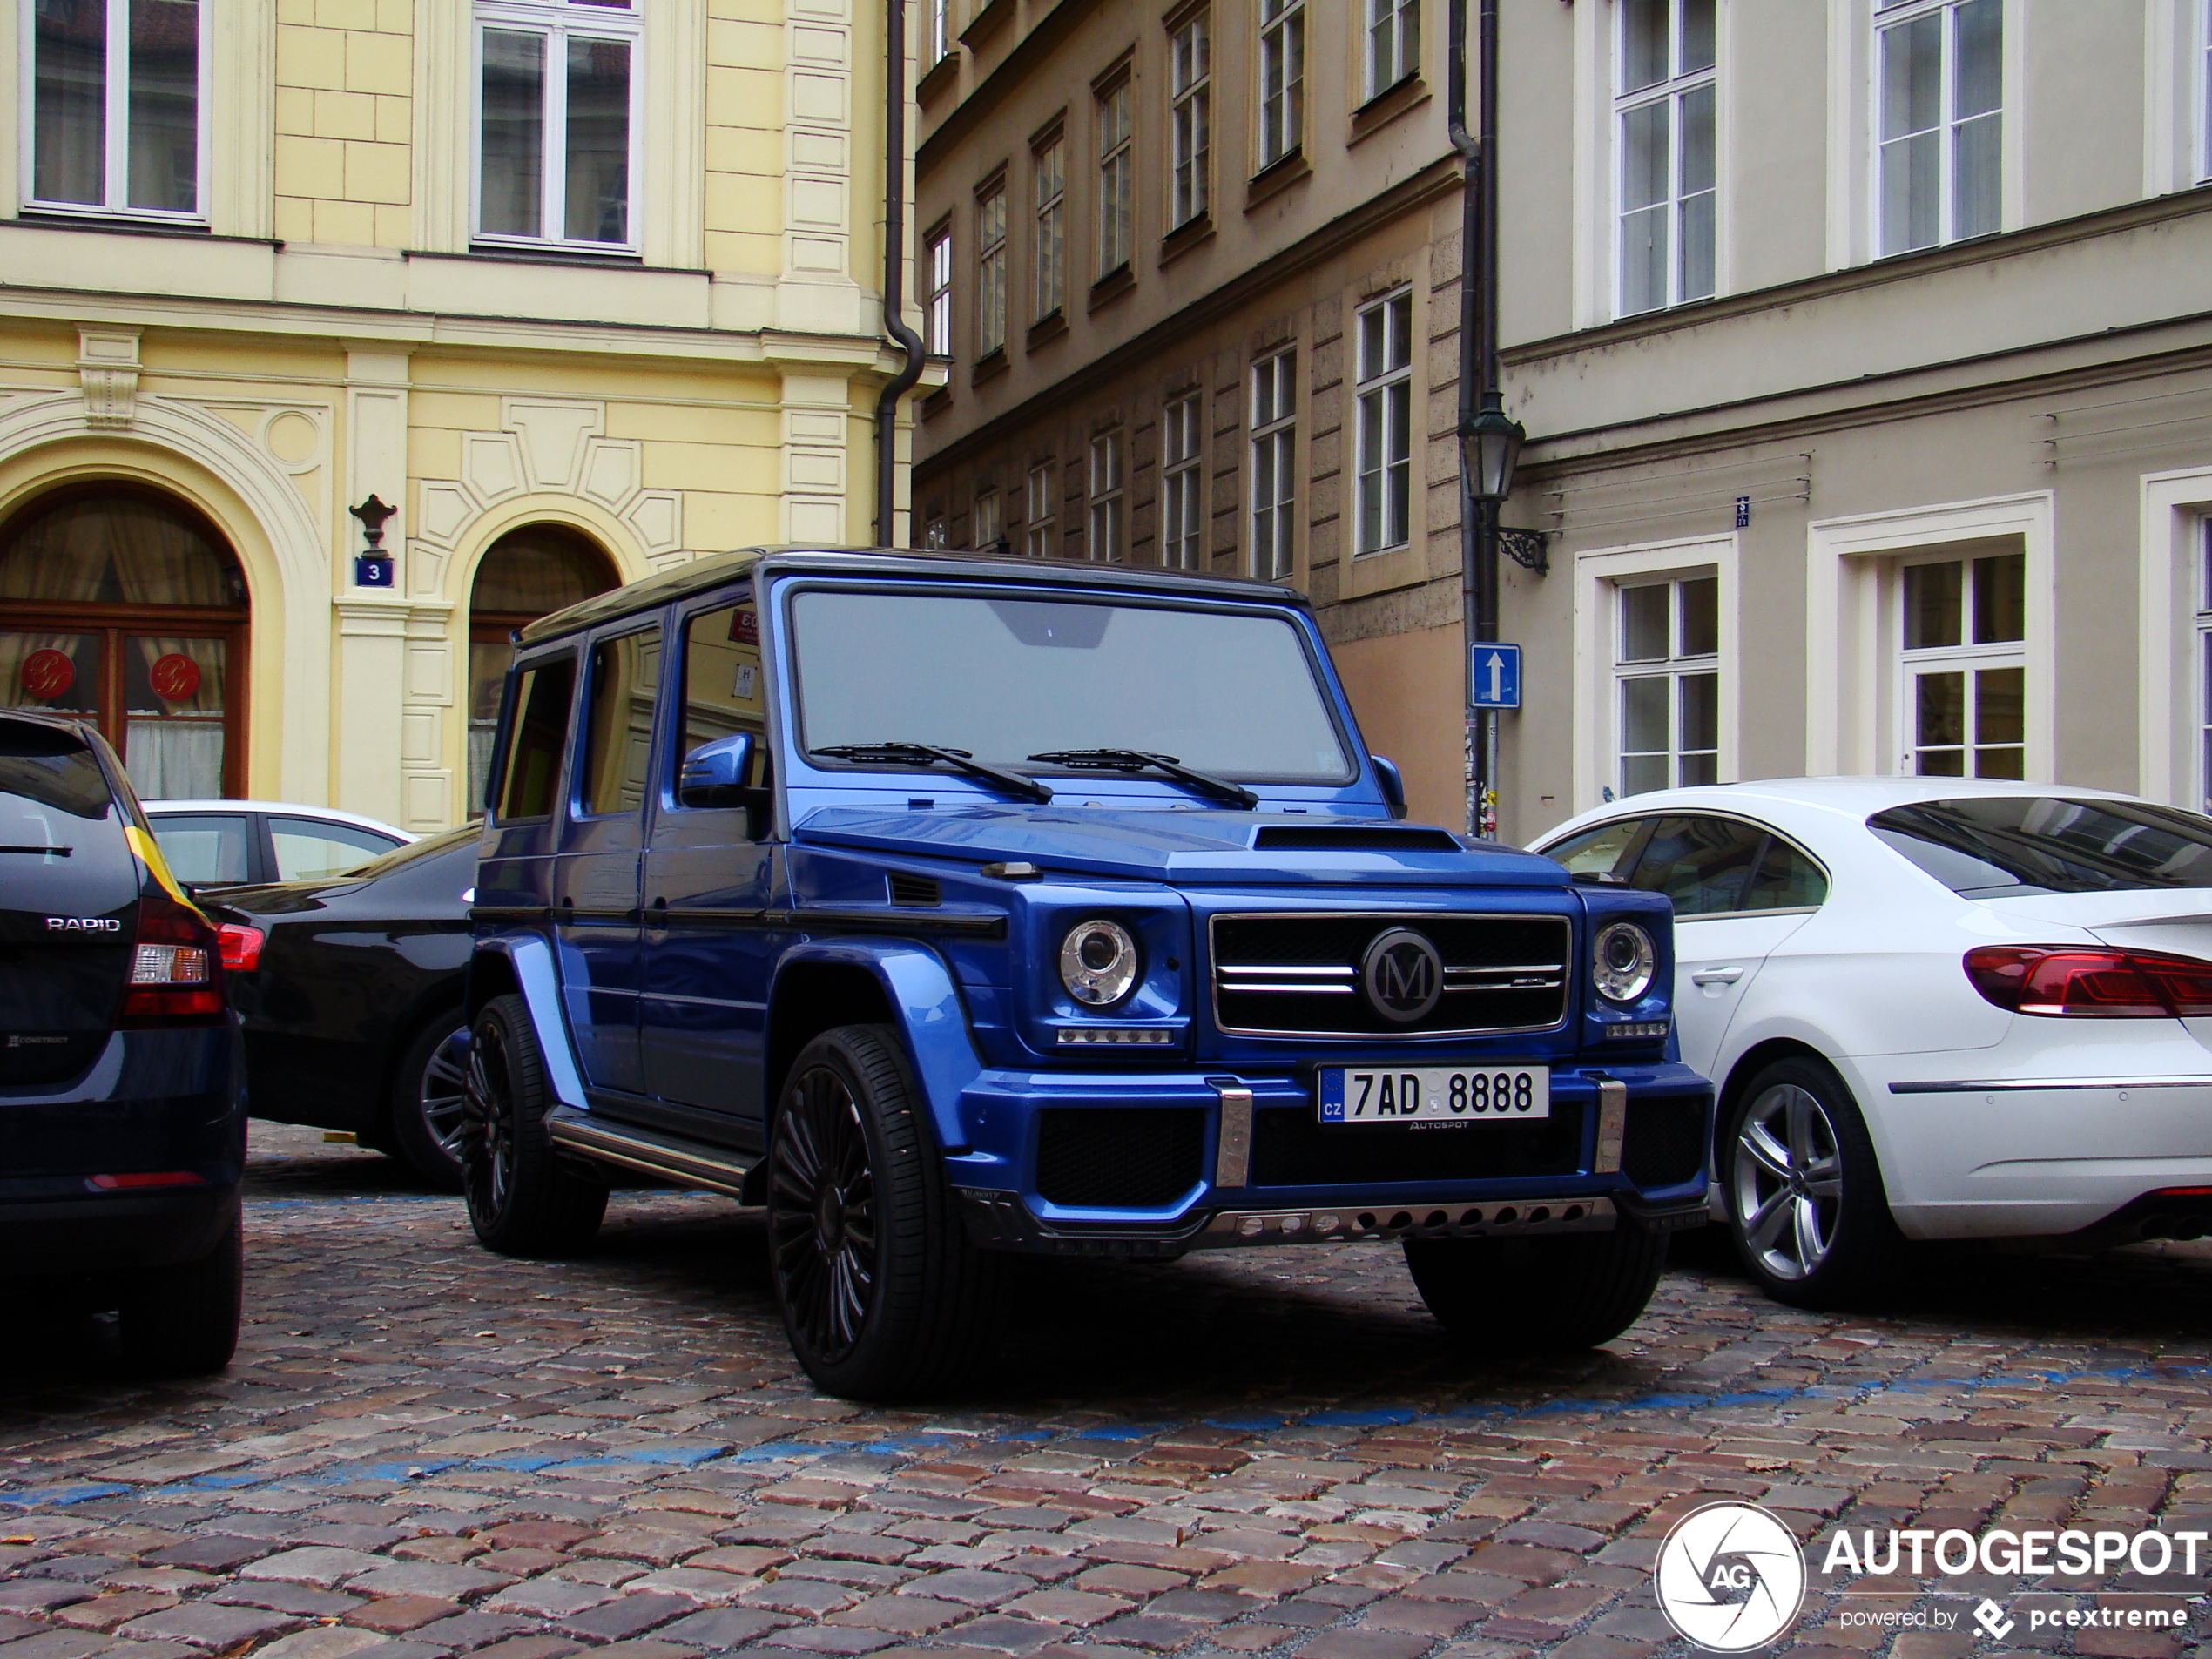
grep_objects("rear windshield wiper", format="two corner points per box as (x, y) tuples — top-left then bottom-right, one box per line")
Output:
(1027, 748), (1259, 811)
(811, 742), (1053, 804)
(0, 845), (71, 856)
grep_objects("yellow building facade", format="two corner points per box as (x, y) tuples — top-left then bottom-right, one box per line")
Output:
(0, 0), (919, 830)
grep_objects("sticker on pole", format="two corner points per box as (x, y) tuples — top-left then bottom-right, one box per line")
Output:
(1467, 643), (1521, 710)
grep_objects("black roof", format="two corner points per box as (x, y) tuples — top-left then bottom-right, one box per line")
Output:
(516, 546), (1311, 645)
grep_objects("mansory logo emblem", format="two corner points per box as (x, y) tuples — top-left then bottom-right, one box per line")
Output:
(1360, 927), (1443, 1022)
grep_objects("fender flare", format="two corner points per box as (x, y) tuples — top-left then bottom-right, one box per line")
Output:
(768, 938), (984, 1153)
(469, 935), (590, 1114)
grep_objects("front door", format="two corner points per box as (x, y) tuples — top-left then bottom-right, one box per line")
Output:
(638, 594), (780, 1141)
(554, 625), (659, 1096)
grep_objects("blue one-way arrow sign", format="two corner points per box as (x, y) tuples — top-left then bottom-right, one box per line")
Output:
(1468, 643), (1521, 710)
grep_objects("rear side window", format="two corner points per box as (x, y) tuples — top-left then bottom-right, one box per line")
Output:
(0, 722), (138, 913)
(1630, 816), (1766, 916)
(271, 818), (403, 881)
(152, 813), (253, 886)
(580, 629), (662, 817)
(1870, 796), (2212, 897)
(495, 658), (577, 822)
(1742, 837), (1826, 910)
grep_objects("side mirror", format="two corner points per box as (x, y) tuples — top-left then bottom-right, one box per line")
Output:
(678, 733), (756, 808)
(1370, 754), (1409, 821)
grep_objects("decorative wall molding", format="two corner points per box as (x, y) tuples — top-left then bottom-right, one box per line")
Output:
(77, 329), (141, 430)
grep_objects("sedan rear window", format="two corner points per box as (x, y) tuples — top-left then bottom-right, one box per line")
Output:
(1869, 796), (2212, 897)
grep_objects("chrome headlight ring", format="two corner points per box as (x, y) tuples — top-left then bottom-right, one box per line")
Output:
(1593, 920), (1657, 1004)
(1060, 919), (1140, 1008)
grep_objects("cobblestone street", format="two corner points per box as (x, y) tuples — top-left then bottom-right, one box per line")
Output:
(6, 1126), (2212, 1659)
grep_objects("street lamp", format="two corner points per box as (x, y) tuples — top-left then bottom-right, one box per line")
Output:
(1460, 401), (1525, 505)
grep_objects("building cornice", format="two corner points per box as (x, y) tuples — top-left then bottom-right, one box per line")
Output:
(915, 156), (1461, 476)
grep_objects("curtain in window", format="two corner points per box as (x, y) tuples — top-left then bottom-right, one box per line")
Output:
(0, 492), (237, 604)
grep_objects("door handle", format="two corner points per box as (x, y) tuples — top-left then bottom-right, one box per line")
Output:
(553, 897), (574, 924)
(1691, 965), (1744, 986)
(644, 897), (669, 929)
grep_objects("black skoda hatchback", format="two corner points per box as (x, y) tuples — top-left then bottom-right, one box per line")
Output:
(0, 710), (245, 1373)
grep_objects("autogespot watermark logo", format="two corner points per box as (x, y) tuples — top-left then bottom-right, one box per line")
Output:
(1654, 1503), (1808, 1652)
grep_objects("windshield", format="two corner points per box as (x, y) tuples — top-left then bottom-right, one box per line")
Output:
(788, 589), (1355, 783)
(1868, 796), (2212, 898)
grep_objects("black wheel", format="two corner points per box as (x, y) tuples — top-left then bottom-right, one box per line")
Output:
(1723, 1055), (1901, 1307)
(766, 1025), (997, 1400)
(117, 1203), (242, 1376)
(1403, 1222), (1670, 1352)
(463, 994), (607, 1257)
(388, 1015), (469, 1190)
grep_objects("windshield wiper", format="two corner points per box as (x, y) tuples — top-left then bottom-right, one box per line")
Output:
(812, 742), (1053, 804)
(1027, 748), (1259, 811)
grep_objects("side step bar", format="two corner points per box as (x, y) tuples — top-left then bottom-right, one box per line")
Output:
(546, 1112), (755, 1199)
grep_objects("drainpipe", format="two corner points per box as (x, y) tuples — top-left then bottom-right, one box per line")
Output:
(1472, 0), (1502, 840)
(873, 0), (926, 549)
(1446, 0), (1483, 836)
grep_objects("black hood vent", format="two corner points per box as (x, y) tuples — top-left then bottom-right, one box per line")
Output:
(1252, 826), (1462, 853)
(887, 872), (942, 907)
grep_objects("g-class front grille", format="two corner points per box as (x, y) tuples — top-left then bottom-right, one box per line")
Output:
(1209, 912), (1570, 1038)
(1622, 1095), (1707, 1190)
(1035, 1109), (1206, 1208)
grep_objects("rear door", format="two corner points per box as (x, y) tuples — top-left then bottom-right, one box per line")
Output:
(0, 722), (141, 1088)
(268, 816), (406, 882)
(555, 624), (660, 1096)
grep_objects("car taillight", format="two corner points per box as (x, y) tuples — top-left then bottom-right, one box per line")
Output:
(1964, 945), (2212, 1018)
(119, 891), (227, 1027)
(216, 923), (265, 973)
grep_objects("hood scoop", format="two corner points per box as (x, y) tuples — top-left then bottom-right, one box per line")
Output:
(1251, 826), (1463, 852)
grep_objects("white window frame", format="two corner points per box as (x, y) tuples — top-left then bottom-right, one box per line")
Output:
(923, 221), (954, 357)
(1571, 533), (1739, 818)
(1611, 0), (1717, 318)
(1892, 548), (2027, 779)
(1250, 347), (1297, 581)
(974, 488), (1002, 550)
(1871, 0), (2004, 259)
(975, 177), (1008, 356)
(471, 0), (645, 253)
(2136, 466), (2212, 811)
(1352, 287), (1413, 556)
(20, 0), (212, 223)
(1162, 393), (1204, 570)
(1258, 0), (1305, 168)
(1088, 429), (1124, 563)
(927, 0), (951, 65)
(1804, 491), (2053, 781)
(1365, 0), (1418, 100)
(1612, 572), (1723, 797)
(1170, 12), (1211, 228)
(1096, 78), (1132, 276)
(1026, 461), (1056, 558)
(1032, 132), (1064, 319)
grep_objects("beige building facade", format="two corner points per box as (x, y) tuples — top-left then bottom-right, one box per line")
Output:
(914, 0), (2212, 844)
(0, 0), (920, 830)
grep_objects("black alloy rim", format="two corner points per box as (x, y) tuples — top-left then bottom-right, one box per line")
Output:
(769, 1065), (879, 1361)
(421, 1026), (472, 1164)
(465, 1018), (517, 1215)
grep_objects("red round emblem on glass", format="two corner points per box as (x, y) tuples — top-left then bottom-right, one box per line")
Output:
(150, 652), (202, 703)
(21, 647), (76, 700)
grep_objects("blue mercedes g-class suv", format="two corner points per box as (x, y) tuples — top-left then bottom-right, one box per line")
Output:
(463, 549), (1710, 1398)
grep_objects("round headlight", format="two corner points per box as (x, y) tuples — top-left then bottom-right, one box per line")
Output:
(1060, 919), (1140, 1008)
(1593, 921), (1656, 1003)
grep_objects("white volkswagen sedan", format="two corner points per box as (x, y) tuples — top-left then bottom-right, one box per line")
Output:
(1532, 779), (2212, 1306)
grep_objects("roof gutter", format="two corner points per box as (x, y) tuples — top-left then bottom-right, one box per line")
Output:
(874, 0), (927, 550)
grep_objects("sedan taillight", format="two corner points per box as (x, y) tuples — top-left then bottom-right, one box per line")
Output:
(216, 923), (266, 972)
(1964, 945), (2212, 1018)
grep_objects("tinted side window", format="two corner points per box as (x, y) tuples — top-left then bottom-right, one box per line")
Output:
(1542, 819), (1649, 880)
(495, 658), (577, 822)
(580, 629), (662, 817)
(681, 602), (765, 773)
(0, 722), (137, 914)
(1629, 815), (1766, 917)
(1743, 837), (1828, 910)
(152, 813), (253, 886)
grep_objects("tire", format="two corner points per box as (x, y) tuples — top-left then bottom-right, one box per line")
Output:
(389, 1015), (469, 1190)
(1403, 1222), (1670, 1352)
(1722, 1055), (1901, 1308)
(463, 994), (607, 1258)
(766, 1025), (998, 1400)
(117, 1204), (242, 1376)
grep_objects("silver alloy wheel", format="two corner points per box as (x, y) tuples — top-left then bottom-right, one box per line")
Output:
(418, 1026), (471, 1167)
(1731, 1082), (1844, 1281)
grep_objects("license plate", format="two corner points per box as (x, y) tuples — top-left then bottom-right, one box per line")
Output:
(1318, 1064), (1550, 1124)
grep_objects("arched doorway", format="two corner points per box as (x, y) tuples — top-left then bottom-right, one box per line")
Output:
(0, 487), (250, 799)
(467, 523), (620, 812)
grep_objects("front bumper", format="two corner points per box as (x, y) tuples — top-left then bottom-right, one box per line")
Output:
(945, 1060), (1711, 1255)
